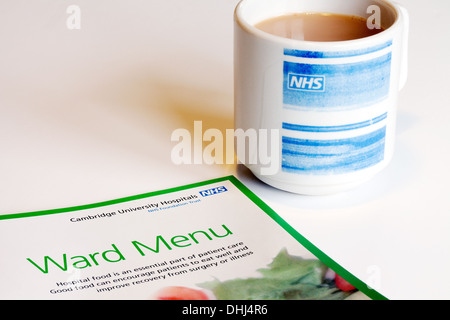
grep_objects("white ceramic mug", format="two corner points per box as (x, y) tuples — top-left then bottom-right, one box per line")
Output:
(234, 0), (409, 195)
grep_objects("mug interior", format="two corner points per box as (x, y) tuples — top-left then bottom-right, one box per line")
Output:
(236, 0), (398, 31)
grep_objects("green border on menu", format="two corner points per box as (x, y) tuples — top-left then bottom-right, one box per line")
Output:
(0, 175), (388, 300)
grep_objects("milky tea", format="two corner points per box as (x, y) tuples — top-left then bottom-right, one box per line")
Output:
(255, 13), (384, 41)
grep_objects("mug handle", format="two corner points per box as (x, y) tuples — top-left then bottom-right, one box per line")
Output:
(396, 4), (409, 91)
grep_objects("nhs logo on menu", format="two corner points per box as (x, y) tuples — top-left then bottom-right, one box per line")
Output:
(288, 73), (325, 92)
(199, 186), (228, 197)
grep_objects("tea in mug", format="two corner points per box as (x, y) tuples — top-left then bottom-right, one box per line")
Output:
(255, 13), (384, 41)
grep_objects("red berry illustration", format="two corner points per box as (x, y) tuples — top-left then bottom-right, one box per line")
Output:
(335, 273), (356, 291)
(153, 286), (209, 300)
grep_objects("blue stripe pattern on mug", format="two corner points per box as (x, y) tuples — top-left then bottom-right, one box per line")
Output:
(283, 40), (392, 109)
(282, 112), (387, 133)
(280, 40), (392, 175)
(282, 127), (386, 174)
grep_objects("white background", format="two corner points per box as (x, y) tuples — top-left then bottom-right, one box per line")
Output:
(0, 0), (449, 299)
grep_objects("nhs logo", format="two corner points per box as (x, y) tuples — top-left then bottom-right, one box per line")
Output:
(288, 73), (325, 92)
(199, 186), (228, 197)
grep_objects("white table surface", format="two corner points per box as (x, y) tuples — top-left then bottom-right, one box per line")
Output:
(1, 0), (449, 300)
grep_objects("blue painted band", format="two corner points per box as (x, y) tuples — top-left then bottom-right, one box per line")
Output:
(282, 112), (387, 133)
(282, 127), (386, 174)
(283, 53), (392, 108)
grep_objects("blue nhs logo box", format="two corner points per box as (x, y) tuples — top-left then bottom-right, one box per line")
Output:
(199, 186), (228, 197)
(288, 73), (325, 92)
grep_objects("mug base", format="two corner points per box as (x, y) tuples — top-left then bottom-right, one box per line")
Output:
(253, 172), (373, 196)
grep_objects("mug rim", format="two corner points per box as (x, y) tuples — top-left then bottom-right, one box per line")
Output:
(234, 0), (402, 49)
